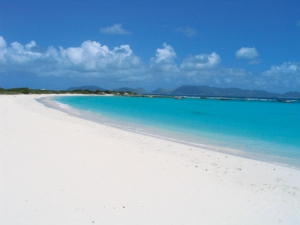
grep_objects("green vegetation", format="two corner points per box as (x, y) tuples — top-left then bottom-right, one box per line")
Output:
(0, 87), (137, 96)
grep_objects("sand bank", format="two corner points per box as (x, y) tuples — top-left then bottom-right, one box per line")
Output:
(1, 95), (300, 224)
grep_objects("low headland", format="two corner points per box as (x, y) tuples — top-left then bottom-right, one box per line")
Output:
(0, 87), (138, 96)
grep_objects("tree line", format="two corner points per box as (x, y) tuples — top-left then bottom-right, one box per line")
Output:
(0, 87), (137, 95)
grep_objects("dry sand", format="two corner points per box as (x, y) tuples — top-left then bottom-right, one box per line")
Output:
(1, 95), (300, 225)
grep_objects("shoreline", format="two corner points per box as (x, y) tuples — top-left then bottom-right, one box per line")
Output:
(1, 94), (300, 224)
(48, 95), (300, 169)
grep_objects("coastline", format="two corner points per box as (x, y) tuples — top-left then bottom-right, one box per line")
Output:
(50, 95), (300, 169)
(1, 94), (300, 224)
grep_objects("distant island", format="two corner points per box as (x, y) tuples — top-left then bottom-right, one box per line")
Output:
(1, 85), (300, 99)
(151, 85), (300, 99)
(69, 85), (300, 99)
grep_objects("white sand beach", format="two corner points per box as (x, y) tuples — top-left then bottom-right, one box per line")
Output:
(1, 95), (300, 225)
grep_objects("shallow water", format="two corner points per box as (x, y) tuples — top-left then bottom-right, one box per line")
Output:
(53, 96), (300, 168)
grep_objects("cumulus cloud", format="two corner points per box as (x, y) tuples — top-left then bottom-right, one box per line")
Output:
(1, 41), (42, 66)
(236, 47), (259, 59)
(0, 36), (141, 77)
(59, 41), (138, 71)
(181, 52), (221, 71)
(178, 53), (253, 89)
(181, 67), (253, 90)
(0, 37), (251, 89)
(149, 43), (178, 73)
(154, 43), (176, 63)
(100, 24), (132, 35)
(2, 35), (300, 92)
(259, 62), (300, 91)
(0, 36), (7, 61)
(263, 62), (300, 76)
(175, 27), (196, 37)
(0, 36), (7, 49)
(25, 41), (36, 49)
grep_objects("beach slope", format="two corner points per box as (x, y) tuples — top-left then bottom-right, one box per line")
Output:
(1, 95), (300, 224)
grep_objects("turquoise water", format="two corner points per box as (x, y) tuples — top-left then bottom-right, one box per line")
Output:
(54, 96), (300, 167)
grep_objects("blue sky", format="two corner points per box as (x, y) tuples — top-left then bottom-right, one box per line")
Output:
(0, 0), (299, 92)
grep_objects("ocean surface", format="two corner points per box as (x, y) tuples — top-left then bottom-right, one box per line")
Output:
(52, 96), (300, 168)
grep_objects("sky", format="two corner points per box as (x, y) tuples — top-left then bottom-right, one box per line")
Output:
(0, 0), (299, 93)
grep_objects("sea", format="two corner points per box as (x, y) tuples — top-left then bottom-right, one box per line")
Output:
(50, 95), (300, 168)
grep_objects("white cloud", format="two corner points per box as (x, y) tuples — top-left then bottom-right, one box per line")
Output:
(263, 62), (300, 76)
(260, 62), (300, 91)
(1, 37), (254, 89)
(25, 41), (36, 50)
(0, 36), (142, 77)
(1, 35), (300, 92)
(236, 47), (259, 59)
(0, 36), (7, 61)
(175, 27), (196, 37)
(149, 43), (178, 73)
(0, 36), (6, 49)
(3, 41), (42, 64)
(100, 24), (132, 35)
(154, 43), (176, 63)
(180, 52), (221, 71)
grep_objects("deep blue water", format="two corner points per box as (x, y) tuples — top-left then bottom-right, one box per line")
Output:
(54, 96), (300, 167)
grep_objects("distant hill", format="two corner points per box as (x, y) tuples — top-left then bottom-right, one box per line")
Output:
(67, 85), (300, 98)
(113, 87), (148, 94)
(151, 87), (173, 94)
(170, 85), (278, 98)
(67, 85), (104, 91)
(152, 85), (300, 98)
(282, 91), (300, 98)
